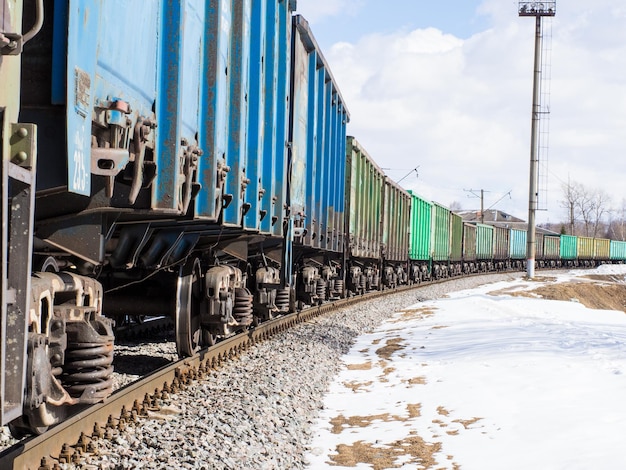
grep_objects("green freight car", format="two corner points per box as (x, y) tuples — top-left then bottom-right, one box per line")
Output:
(346, 137), (383, 260)
(432, 202), (450, 262)
(560, 234), (578, 263)
(493, 226), (509, 269)
(476, 223), (494, 271)
(543, 235), (561, 264)
(610, 240), (626, 261)
(408, 191), (433, 282)
(450, 212), (463, 275)
(509, 228), (527, 269)
(432, 202), (451, 278)
(382, 179), (410, 263)
(346, 137), (411, 290)
(462, 222), (477, 273)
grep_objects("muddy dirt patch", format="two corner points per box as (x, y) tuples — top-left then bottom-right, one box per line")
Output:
(505, 281), (626, 313)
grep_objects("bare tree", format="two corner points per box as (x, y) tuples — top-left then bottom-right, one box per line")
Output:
(587, 189), (611, 237)
(449, 200), (463, 212)
(607, 198), (626, 241)
(559, 180), (583, 234)
(560, 180), (611, 237)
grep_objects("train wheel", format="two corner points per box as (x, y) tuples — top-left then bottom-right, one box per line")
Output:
(176, 258), (204, 357)
(8, 415), (48, 438)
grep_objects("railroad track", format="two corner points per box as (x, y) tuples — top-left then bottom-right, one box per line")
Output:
(0, 282), (403, 470)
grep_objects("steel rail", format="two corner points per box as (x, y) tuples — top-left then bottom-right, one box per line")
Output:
(0, 282), (403, 469)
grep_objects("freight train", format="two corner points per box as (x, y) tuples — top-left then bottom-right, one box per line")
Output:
(1, 0), (623, 436)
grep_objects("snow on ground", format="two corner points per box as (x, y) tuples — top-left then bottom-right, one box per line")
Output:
(306, 265), (626, 469)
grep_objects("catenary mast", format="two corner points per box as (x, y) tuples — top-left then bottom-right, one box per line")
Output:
(519, 1), (555, 278)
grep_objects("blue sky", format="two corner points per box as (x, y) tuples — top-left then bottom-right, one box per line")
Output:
(294, 0), (626, 226)
(297, 0), (491, 47)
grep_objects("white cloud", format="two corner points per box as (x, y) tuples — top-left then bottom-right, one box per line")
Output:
(322, 1), (626, 223)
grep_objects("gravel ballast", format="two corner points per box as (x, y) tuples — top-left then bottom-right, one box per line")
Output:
(7, 274), (523, 468)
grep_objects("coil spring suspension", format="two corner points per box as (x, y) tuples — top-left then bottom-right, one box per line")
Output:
(327, 280), (335, 297)
(316, 279), (327, 300)
(62, 319), (114, 404)
(234, 288), (253, 326)
(360, 275), (367, 291)
(275, 288), (290, 312)
(371, 275), (380, 290)
(333, 279), (344, 298)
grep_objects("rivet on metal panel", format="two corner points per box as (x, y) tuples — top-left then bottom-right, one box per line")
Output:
(13, 151), (28, 164)
(10, 122), (36, 167)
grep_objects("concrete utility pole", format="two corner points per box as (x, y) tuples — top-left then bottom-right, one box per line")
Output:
(464, 189), (488, 224)
(519, 1), (555, 278)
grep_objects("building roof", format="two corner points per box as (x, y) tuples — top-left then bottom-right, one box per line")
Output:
(457, 209), (524, 223)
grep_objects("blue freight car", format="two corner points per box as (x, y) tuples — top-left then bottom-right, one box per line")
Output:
(2, 0), (312, 434)
(289, 15), (349, 304)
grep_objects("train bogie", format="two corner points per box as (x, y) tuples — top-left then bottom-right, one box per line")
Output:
(14, 272), (113, 435)
(254, 266), (289, 321)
